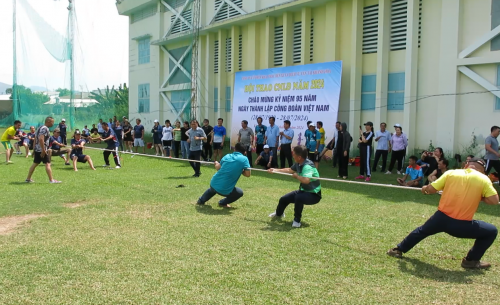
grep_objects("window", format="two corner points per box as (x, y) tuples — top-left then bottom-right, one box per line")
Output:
(274, 26), (283, 66)
(293, 21), (302, 64)
(388, 72), (405, 110)
(492, 0), (500, 51)
(310, 19), (314, 62)
(163, 0), (187, 9)
(214, 0), (243, 22)
(225, 86), (231, 112)
(131, 5), (157, 24)
(171, 90), (191, 118)
(496, 65), (500, 109)
(238, 34), (243, 70)
(214, 87), (218, 112)
(225, 37), (232, 72)
(361, 75), (376, 110)
(363, 4), (379, 54)
(390, 0), (422, 51)
(214, 40), (219, 74)
(168, 46), (192, 85)
(170, 9), (192, 34)
(138, 38), (151, 64)
(138, 84), (150, 113)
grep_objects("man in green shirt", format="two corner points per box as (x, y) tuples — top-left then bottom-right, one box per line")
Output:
(268, 145), (322, 228)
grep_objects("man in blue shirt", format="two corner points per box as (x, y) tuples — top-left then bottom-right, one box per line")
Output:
(133, 118), (145, 153)
(264, 116), (280, 167)
(112, 121), (124, 151)
(197, 142), (251, 208)
(58, 118), (67, 145)
(211, 118), (226, 162)
(304, 123), (321, 169)
(279, 120), (294, 168)
(255, 117), (267, 155)
(372, 122), (392, 173)
(100, 122), (121, 168)
(397, 156), (423, 187)
(187, 120), (207, 177)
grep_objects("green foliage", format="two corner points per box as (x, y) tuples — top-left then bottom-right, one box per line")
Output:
(461, 131), (480, 158)
(5, 88), (12, 94)
(89, 83), (129, 119)
(427, 140), (435, 152)
(10, 85), (50, 115)
(55, 88), (71, 97)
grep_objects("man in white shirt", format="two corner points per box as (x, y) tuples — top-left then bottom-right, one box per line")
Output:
(372, 122), (392, 173)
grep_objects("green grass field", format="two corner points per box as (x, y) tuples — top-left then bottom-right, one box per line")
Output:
(1, 137), (500, 304)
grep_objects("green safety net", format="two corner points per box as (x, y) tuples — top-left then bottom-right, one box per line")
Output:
(0, 0), (127, 132)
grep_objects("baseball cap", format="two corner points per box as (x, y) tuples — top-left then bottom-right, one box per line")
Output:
(154, 119), (159, 123)
(122, 116), (126, 119)
(62, 118), (66, 121)
(394, 123), (401, 128)
(364, 121), (373, 126)
(308, 123), (315, 127)
(469, 157), (486, 168)
(263, 145), (270, 149)
(75, 130), (81, 135)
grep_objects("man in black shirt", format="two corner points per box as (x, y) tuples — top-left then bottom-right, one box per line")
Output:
(201, 119), (213, 161)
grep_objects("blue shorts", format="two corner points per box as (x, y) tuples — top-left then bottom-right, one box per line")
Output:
(71, 154), (87, 163)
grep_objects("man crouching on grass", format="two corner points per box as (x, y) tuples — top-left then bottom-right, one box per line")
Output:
(387, 158), (499, 269)
(70, 130), (95, 171)
(268, 145), (322, 228)
(397, 155), (423, 187)
(196, 142), (251, 208)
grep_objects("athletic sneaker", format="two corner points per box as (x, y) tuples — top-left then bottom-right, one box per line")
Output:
(25, 179), (34, 183)
(102, 164), (110, 167)
(292, 221), (301, 228)
(365, 177), (371, 182)
(50, 180), (62, 184)
(385, 171), (391, 174)
(461, 258), (491, 269)
(65, 162), (70, 166)
(196, 199), (204, 205)
(397, 171), (402, 175)
(115, 166), (121, 169)
(355, 175), (365, 180)
(6, 161), (13, 164)
(269, 211), (285, 218)
(387, 248), (403, 258)
(28, 152), (32, 156)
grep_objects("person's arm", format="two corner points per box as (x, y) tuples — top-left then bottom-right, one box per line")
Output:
(39, 134), (46, 156)
(250, 130), (254, 146)
(268, 167), (295, 174)
(422, 184), (438, 195)
(428, 169), (437, 178)
(292, 172), (311, 185)
(196, 130), (207, 141)
(401, 174), (408, 182)
(362, 132), (373, 143)
(238, 131), (241, 143)
(275, 129), (279, 146)
(53, 139), (65, 147)
(483, 194), (500, 205)
(214, 161), (222, 171)
(221, 134), (226, 147)
(485, 142), (500, 157)
(268, 155), (273, 167)
(242, 169), (251, 177)
(254, 155), (261, 164)
(141, 127), (144, 139)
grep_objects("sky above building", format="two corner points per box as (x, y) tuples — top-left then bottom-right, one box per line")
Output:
(0, 0), (129, 91)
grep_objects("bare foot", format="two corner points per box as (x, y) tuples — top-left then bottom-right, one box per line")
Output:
(91, 167), (96, 170)
(74, 169), (78, 172)
(222, 204), (232, 208)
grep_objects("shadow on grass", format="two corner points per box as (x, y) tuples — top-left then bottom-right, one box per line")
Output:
(195, 204), (235, 215)
(244, 217), (310, 232)
(397, 257), (485, 283)
(165, 176), (194, 180)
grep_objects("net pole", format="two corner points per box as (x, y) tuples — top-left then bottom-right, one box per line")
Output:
(68, 0), (75, 130)
(12, 0), (19, 121)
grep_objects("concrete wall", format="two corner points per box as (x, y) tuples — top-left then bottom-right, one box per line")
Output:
(120, 0), (500, 155)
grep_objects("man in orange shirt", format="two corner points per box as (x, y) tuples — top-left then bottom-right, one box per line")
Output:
(387, 158), (499, 269)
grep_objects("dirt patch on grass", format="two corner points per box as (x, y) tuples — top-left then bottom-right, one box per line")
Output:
(64, 200), (101, 208)
(0, 214), (47, 235)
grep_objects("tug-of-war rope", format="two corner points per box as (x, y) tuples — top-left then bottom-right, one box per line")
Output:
(83, 146), (422, 191)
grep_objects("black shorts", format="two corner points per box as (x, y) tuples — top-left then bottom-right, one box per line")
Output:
(124, 134), (133, 142)
(213, 142), (222, 150)
(34, 151), (50, 164)
(153, 138), (162, 145)
(162, 140), (172, 148)
(308, 151), (320, 162)
(71, 154), (88, 163)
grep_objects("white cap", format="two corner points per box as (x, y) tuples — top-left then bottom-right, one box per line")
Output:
(263, 145), (270, 149)
(394, 123), (401, 128)
(308, 123), (315, 127)
(154, 119), (159, 123)
(62, 118), (66, 121)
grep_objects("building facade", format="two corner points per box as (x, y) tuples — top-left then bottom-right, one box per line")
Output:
(117, 0), (500, 155)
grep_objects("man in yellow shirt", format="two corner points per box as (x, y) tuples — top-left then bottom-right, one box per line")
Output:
(316, 121), (326, 156)
(1, 120), (22, 164)
(387, 158), (499, 269)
